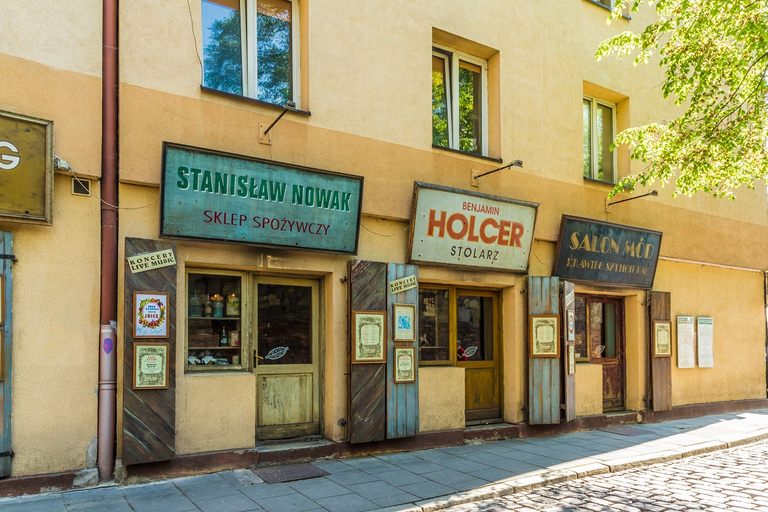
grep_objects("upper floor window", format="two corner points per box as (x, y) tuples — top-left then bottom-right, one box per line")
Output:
(583, 96), (616, 183)
(202, 0), (299, 106)
(432, 46), (488, 156)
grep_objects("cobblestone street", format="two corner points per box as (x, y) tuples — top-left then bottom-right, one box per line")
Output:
(444, 440), (768, 512)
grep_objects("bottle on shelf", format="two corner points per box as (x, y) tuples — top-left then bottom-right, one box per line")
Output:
(220, 326), (228, 346)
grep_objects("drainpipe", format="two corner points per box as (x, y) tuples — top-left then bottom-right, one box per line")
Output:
(98, 0), (119, 482)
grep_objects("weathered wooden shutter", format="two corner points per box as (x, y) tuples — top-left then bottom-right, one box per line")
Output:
(348, 260), (387, 444)
(649, 290), (672, 411)
(0, 232), (13, 477)
(386, 263), (418, 439)
(561, 280), (576, 422)
(528, 276), (560, 425)
(122, 238), (177, 465)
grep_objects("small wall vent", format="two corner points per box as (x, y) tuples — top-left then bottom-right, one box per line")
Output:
(72, 177), (91, 197)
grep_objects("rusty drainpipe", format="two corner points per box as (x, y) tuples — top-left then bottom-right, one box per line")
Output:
(98, 0), (119, 482)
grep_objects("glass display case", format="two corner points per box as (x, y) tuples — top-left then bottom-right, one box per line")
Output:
(186, 270), (246, 371)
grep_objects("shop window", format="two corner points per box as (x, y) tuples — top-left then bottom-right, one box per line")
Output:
(574, 295), (622, 362)
(583, 95), (617, 184)
(432, 45), (488, 156)
(186, 270), (246, 370)
(586, 0), (630, 16)
(201, 0), (299, 106)
(257, 283), (312, 365)
(418, 286), (496, 365)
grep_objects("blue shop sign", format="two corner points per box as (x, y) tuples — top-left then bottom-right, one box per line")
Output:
(553, 216), (662, 289)
(160, 143), (363, 254)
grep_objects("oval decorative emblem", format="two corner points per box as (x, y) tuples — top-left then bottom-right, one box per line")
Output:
(464, 346), (479, 358)
(265, 346), (289, 360)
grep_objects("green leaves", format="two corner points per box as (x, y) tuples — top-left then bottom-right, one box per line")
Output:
(598, 0), (768, 199)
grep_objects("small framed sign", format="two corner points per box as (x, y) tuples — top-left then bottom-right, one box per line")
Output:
(567, 345), (575, 375)
(0, 275), (4, 325)
(352, 310), (386, 363)
(133, 342), (169, 390)
(393, 304), (416, 342)
(529, 314), (560, 358)
(653, 320), (672, 357)
(566, 309), (575, 342)
(394, 347), (416, 383)
(133, 292), (169, 338)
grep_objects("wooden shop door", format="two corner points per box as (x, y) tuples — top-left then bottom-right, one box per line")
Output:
(584, 295), (625, 412)
(457, 290), (500, 423)
(254, 276), (320, 440)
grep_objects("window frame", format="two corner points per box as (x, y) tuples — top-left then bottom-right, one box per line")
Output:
(432, 44), (489, 157)
(574, 294), (624, 364)
(201, 0), (301, 107)
(583, 95), (618, 184)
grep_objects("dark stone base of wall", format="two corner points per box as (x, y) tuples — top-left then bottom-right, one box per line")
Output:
(1, 398), (766, 498)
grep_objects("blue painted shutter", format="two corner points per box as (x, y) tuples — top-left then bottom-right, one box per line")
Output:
(527, 276), (561, 425)
(0, 232), (13, 476)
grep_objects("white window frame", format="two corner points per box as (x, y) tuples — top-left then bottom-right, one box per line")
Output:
(583, 95), (617, 184)
(432, 44), (489, 156)
(205, 0), (301, 106)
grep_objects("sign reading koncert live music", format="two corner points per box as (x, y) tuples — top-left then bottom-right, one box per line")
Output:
(161, 143), (363, 254)
(408, 182), (538, 272)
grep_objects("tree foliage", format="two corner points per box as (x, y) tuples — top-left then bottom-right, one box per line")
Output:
(597, 0), (768, 199)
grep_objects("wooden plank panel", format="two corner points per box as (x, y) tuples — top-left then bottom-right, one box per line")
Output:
(259, 374), (313, 426)
(348, 260), (387, 444)
(649, 291), (672, 411)
(122, 238), (177, 465)
(386, 263), (419, 439)
(562, 281), (576, 422)
(527, 276), (561, 425)
(0, 232), (12, 477)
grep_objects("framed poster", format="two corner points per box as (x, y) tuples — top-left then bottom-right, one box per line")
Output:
(394, 347), (416, 383)
(133, 292), (169, 338)
(652, 320), (672, 357)
(0, 331), (3, 382)
(393, 304), (416, 342)
(352, 310), (386, 363)
(529, 314), (560, 357)
(567, 345), (575, 375)
(697, 317), (714, 368)
(0, 275), (4, 325)
(676, 316), (695, 368)
(566, 309), (575, 342)
(133, 342), (169, 390)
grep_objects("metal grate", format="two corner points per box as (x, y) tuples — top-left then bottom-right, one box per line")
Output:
(71, 177), (91, 196)
(598, 425), (653, 437)
(253, 463), (330, 484)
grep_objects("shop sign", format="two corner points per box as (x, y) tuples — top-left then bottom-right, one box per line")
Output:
(0, 110), (54, 225)
(408, 182), (538, 272)
(389, 275), (417, 295)
(553, 215), (662, 289)
(127, 249), (177, 274)
(161, 143), (363, 254)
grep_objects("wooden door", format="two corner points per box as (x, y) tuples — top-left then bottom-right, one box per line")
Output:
(457, 290), (499, 422)
(0, 232), (12, 477)
(586, 296), (625, 412)
(254, 276), (320, 440)
(561, 281), (576, 422)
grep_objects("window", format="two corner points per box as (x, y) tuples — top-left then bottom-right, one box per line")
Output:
(418, 286), (496, 365)
(583, 96), (616, 183)
(201, 0), (299, 106)
(573, 295), (622, 362)
(432, 46), (488, 156)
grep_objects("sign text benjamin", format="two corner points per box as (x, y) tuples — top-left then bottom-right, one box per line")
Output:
(408, 183), (538, 272)
(553, 216), (662, 288)
(161, 143), (363, 254)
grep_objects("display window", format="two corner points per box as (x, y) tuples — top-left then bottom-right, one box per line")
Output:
(186, 270), (247, 371)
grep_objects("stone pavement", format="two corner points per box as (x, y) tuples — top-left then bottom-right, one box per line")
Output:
(2, 409), (768, 512)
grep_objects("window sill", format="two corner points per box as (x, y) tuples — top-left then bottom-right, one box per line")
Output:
(200, 86), (311, 116)
(583, 177), (617, 187)
(432, 144), (502, 163)
(583, 0), (631, 19)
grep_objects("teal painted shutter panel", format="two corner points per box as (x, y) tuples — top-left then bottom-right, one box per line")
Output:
(562, 280), (576, 423)
(528, 276), (561, 425)
(0, 232), (13, 477)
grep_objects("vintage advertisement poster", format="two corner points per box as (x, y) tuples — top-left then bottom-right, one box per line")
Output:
(133, 342), (169, 390)
(676, 316), (696, 369)
(394, 347), (416, 383)
(393, 304), (416, 342)
(352, 311), (386, 363)
(529, 314), (560, 357)
(697, 317), (714, 368)
(653, 320), (672, 357)
(133, 292), (169, 338)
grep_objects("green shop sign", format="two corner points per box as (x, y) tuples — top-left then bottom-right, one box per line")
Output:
(161, 143), (363, 254)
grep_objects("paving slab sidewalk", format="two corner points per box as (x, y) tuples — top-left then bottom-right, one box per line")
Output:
(2, 409), (768, 512)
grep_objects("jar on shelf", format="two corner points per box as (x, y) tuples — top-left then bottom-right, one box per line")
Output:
(188, 294), (202, 317)
(211, 294), (224, 318)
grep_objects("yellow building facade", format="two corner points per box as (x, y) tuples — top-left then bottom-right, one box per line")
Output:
(0, 0), (766, 488)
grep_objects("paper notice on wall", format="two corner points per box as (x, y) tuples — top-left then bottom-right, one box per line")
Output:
(677, 316), (696, 369)
(697, 317), (714, 368)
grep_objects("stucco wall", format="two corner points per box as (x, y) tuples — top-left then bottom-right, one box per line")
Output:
(575, 363), (603, 417)
(418, 367), (465, 433)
